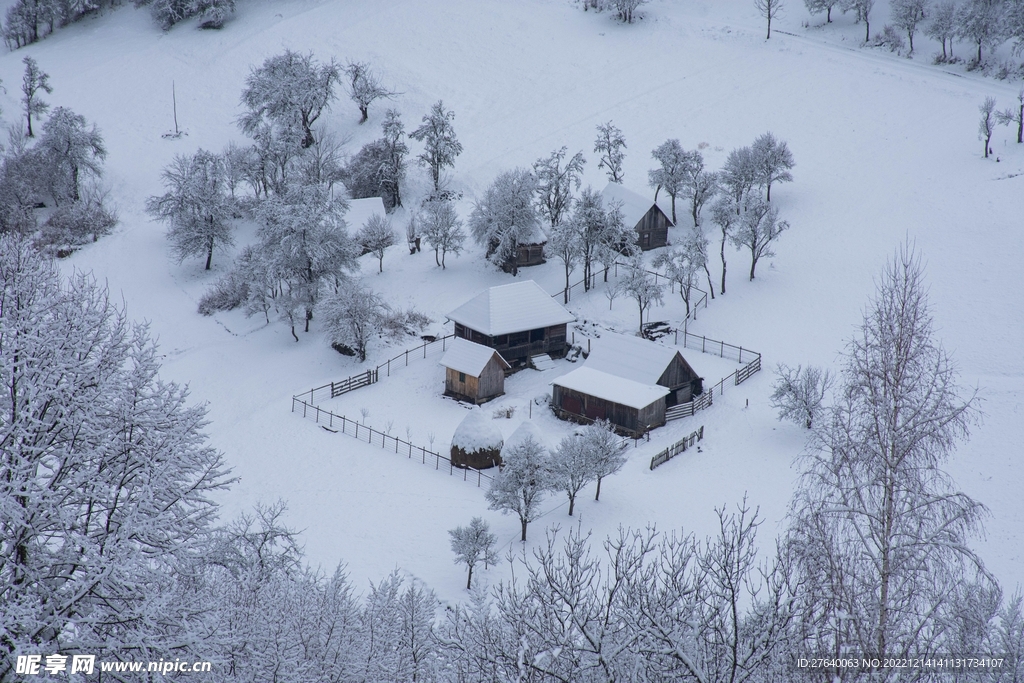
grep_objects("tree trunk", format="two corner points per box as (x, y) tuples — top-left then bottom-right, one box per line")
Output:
(703, 264), (715, 299)
(563, 262), (571, 304)
(595, 476), (602, 501)
(671, 194), (678, 224)
(290, 324), (299, 342)
(766, 182), (772, 202)
(466, 564), (473, 590)
(441, 249), (447, 269)
(720, 231), (728, 295)
(984, 135), (990, 159)
(766, 15), (771, 40)
(827, 6), (832, 22)
(205, 236), (214, 271)
(908, 31), (914, 54)
(435, 247), (441, 267)
(26, 110), (33, 138)
(378, 254), (384, 273)
(359, 106), (368, 123)
(520, 518), (528, 542)
(568, 494), (575, 516)
(977, 40), (982, 64)
(1017, 106), (1023, 143)
(865, 17), (870, 44)
(749, 255), (757, 281)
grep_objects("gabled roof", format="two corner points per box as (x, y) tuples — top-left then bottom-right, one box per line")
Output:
(553, 366), (669, 411)
(439, 338), (510, 376)
(447, 280), (575, 336)
(584, 333), (683, 385)
(345, 197), (387, 232)
(600, 182), (672, 229)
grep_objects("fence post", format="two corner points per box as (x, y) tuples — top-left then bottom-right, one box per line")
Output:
(443, 336), (447, 351)
(702, 336), (706, 352)
(315, 406), (320, 423)
(354, 423), (358, 438)
(739, 347), (743, 363)
(309, 388), (314, 404)
(406, 350), (409, 366)
(388, 359), (391, 377)
(721, 340), (724, 357)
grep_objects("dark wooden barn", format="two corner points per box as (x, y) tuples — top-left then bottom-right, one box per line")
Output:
(601, 182), (672, 251)
(439, 338), (511, 404)
(584, 333), (703, 406)
(552, 367), (669, 436)
(447, 280), (576, 366)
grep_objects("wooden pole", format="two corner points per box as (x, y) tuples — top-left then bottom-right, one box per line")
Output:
(172, 81), (179, 135)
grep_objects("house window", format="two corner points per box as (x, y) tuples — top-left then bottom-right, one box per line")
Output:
(530, 328), (544, 342)
(494, 335), (508, 345)
(459, 372), (466, 382)
(510, 332), (528, 346)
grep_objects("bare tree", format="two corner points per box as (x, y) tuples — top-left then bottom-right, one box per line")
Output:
(891, 0), (927, 53)
(486, 434), (549, 541)
(789, 243), (989, 672)
(648, 139), (688, 223)
(533, 146), (586, 228)
(581, 419), (626, 500)
(420, 197), (466, 268)
(980, 96), (997, 158)
(548, 434), (595, 516)
(595, 121), (627, 183)
(709, 197), (739, 295)
(320, 281), (387, 360)
(409, 100), (463, 191)
(804, 0), (839, 22)
(548, 216), (581, 303)
(843, 0), (876, 43)
(622, 255), (665, 333)
(21, 56), (51, 138)
(925, 1), (959, 59)
(449, 518), (498, 589)
(754, 0), (784, 38)
(729, 198), (788, 280)
(344, 60), (397, 124)
(997, 88), (1024, 144)
(653, 234), (703, 316)
(751, 132), (794, 202)
(769, 363), (833, 429)
(611, 0), (647, 23)
(357, 213), (397, 273)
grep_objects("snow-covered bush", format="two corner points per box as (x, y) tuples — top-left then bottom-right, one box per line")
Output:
(34, 192), (117, 256)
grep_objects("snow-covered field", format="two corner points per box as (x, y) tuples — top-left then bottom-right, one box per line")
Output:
(4, 0), (1020, 604)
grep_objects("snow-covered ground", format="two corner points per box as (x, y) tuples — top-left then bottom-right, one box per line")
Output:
(4, 0), (1021, 603)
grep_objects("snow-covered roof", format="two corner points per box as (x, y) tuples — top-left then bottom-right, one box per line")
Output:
(553, 366), (669, 411)
(451, 410), (504, 452)
(584, 333), (681, 385)
(600, 182), (670, 229)
(523, 223), (548, 245)
(447, 280), (575, 336)
(501, 420), (547, 455)
(345, 197), (387, 232)
(439, 338), (510, 376)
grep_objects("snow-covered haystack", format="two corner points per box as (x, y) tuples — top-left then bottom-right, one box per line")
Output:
(450, 410), (504, 470)
(500, 421), (547, 459)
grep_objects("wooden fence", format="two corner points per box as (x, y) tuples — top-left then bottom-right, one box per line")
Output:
(291, 396), (494, 487)
(650, 426), (705, 470)
(301, 334), (455, 404)
(665, 388), (713, 421)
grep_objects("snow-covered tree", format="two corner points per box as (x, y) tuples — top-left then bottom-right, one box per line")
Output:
(410, 100), (463, 192)
(379, 109), (408, 208)
(891, 0), (928, 52)
(146, 149), (234, 270)
(357, 213), (396, 273)
(653, 232), (703, 316)
(548, 215), (581, 302)
(297, 133), (346, 195)
(998, 88), (1024, 145)
(580, 420), (625, 501)
(0, 238), (232, 680)
(980, 96), (997, 158)
(684, 150), (718, 226)
(843, 0), (877, 42)
(239, 50), (341, 149)
(320, 280), (387, 360)
(468, 168), (541, 276)
(548, 434), (596, 516)
(486, 433), (549, 541)
(648, 139), (688, 224)
(926, 0), (960, 58)
(611, 0), (647, 22)
(594, 121), (627, 183)
(804, 0), (840, 22)
(770, 364), (834, 429)
(420, 197), (466, 268)
(344, 60), (397, 124)
(956, 0), (1008, 63)
(34, 186), (117, 255)
(21, 56), (51, 138)
(622, 255), (665, 334)
(449, 517), (499, 590)
(567, 186), (616, 291)
(720, 145), (758, 211)
(709, 197), (739, 295)
(729, 197), (788, 280)
(788, 244), (988, 670)
(754, 0), (784, 38)
(254, 182), (358, 338)
(38, 106), (106, 204)
(533, 146), (585, 228)
(751, 132), (794, 201)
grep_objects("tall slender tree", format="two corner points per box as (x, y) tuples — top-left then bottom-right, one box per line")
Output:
(21, 56), (51, 138)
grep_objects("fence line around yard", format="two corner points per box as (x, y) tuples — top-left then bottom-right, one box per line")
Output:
(300, 334), (455, 404)
(291, 396), (494, 487)
(650, 426), (705, 470)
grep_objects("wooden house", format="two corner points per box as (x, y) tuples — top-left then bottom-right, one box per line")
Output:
(584, 333), (703, 405)
(439, 338), (510, 404)
(552, 367), (669, 436)
(601, 183), (672, 251)
(510, 224), (547, 270)
(447, 281), (576, 366)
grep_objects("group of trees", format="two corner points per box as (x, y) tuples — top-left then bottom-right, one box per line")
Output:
(979, 89), (1024, 157)
(485, 421), (628, 542)
(580, 0), (649, 24)
(805, 0), (1024, 64)
(0, 58), (116, 255)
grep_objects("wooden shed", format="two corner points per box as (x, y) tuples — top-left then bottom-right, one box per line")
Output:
(552, 366), (669, 436)
(447, 280), (575, 366)
(601, 182), (672, 251)
(584, 332), (703, 406)
(439, 338), (510, 404)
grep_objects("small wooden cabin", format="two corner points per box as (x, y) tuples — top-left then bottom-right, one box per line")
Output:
(584, 333), (703, 406)
(447, 281), (576, 365)
(552, 367), (669, 436)
(601, 183), (672, 251)
(439, 338), (510, 404)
